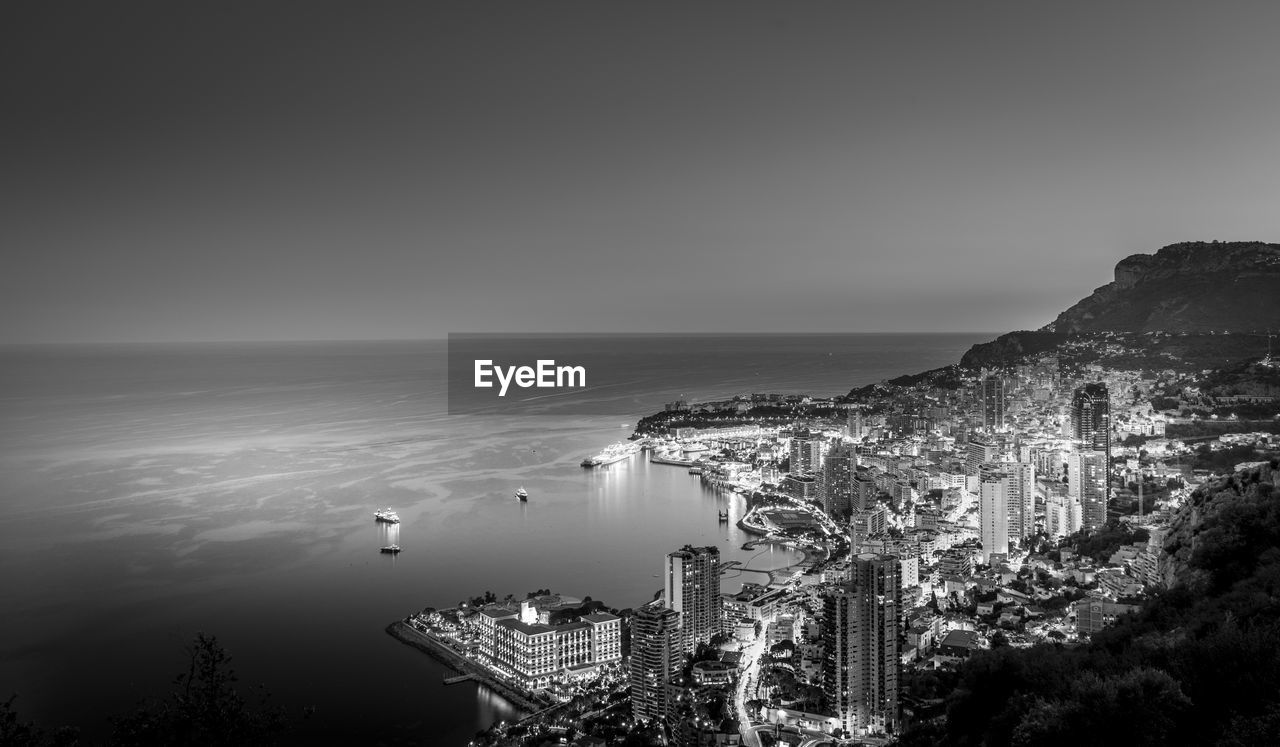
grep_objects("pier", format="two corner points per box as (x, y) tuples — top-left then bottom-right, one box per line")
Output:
(443, 673), (478, 685)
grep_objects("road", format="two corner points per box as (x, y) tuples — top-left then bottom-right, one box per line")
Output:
(735, 631), (769, 747)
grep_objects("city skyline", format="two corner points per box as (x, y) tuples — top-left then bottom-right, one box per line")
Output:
(5, 2), (1280, 343)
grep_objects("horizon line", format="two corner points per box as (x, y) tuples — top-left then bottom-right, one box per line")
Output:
(0, 331), (1013, 347)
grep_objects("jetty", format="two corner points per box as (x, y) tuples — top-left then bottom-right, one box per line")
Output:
(443, 673), (478, 685)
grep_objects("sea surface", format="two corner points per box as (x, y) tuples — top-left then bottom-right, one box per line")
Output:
(0, 334), (989, 744)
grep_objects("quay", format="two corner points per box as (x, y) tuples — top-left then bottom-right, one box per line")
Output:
(650, 455), (696, 467)
(385, 620), (549, 714)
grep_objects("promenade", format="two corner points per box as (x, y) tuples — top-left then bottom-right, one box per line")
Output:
(384, 620), (549, 714)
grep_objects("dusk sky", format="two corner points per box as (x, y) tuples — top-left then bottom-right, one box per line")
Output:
(4, 1), (1280, 343)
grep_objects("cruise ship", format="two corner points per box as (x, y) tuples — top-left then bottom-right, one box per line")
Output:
(580, 441), (642, 467)
(374, 508), (401, 524)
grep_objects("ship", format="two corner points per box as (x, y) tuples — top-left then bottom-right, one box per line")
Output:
(380, 544), (401, 554)
(580, 441), (642, 468)
(515, 486), (529, 502)
(374, 508), (401, 524)
(718, 510), (729, 522)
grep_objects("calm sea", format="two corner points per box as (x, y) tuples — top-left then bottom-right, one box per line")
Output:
(0, 334), (988, 744)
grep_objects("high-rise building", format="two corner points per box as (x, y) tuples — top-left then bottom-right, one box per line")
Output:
(966, 437), (999, 475)
(630, 604), (681, 724)
(979, 472), (1009, 564)
(852, 468), (879, 511)
(821, 442), (858, 517)
(1072, 383), (1111, 515)
(847, 409), (867, 440)
(981, 376), (1005, 431)
(664, 545), (721, 653)
(822, 553), (900, 736)
(790, 430), (823, 475)
(983, 461), (1036, 542)
(1068, 450), (1108, 532)
(850, 505), (888, 553)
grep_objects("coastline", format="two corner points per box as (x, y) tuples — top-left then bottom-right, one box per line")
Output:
(384, 620), (544, 715)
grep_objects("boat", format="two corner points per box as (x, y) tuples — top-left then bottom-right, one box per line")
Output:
(581, 441), (641, 468)
(515, 486), (529, 502)
(718, 510), (729, 521)
(374, 508), (401, 524)
(380, 544), (401, 554)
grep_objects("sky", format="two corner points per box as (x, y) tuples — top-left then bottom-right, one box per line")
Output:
(3, 1), (1280, 343)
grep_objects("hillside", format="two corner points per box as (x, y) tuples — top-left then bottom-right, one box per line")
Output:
(904, 460), (1280, 747)
(1043, 241), (1280, 334)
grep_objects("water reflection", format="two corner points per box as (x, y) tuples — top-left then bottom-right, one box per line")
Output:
(475, 682), (518, 728)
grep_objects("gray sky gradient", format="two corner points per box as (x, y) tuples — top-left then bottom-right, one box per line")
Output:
(4, 1), (1280, 342)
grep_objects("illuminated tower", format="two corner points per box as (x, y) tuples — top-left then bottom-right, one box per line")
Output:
(822, 553), (900, 736)
(629, 604), (681, 724)
(1072, 383), (1111, 528)
(664, 545), (721, 653)
(981, 375), (1005, 431)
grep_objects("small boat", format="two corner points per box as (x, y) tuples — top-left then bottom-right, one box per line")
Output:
(718, 510), (729, 521)
(374, 508), (401, 524)
(515, 486), (529, 502)
(380, 545), (401, 554)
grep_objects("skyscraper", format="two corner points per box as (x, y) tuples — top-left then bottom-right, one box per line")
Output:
(822, 553), (900, 736)
(821, 442), (858, 517)
(983, 461), (1036, 543)
(1072, 383), (1111, 513)
(664, 545), (721, 653)
(979, 471), (1009, 564)
(981, 375), (1005, 431)
(790, 429), (823, 474)
(1068, 450), (1108, 532)
(629, 604), (682, 724)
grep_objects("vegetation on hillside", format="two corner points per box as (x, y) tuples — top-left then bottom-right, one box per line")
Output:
(901, 460), (1280, 747)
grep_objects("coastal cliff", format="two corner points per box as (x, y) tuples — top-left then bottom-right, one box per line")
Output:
(952, 241), (1279, 373)
(1042, 241), (1280, 333)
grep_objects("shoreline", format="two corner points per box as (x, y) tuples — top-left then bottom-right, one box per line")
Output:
(384, 620), (545, 715)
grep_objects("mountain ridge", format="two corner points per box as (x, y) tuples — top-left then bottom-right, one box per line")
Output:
(1042, 241), (1280, 334)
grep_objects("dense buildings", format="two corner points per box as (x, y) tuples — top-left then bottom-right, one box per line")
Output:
(665, 545), (722, 653)
(822, 553), (901, 737)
